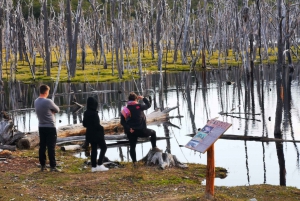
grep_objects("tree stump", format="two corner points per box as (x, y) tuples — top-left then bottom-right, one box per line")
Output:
(141, 149), (188, 169)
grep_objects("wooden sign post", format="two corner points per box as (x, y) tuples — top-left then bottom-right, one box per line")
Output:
(205, 144), (215, 199)
(185, 119), (231, 200)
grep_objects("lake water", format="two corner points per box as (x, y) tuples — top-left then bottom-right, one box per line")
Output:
(3, 65), (300, 189)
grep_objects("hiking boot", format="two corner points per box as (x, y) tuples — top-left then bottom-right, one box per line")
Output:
(151, 147), (162, 152)
(50, 167), (61, 172)
(96, 165), (109, 172)
(41, 165), (47, 172)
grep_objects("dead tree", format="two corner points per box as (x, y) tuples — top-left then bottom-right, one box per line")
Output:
(181, 0), (191, 64)
(42, 0), (51, 76)
(0, 5), (3, 85)
(66, 0), (83, 78)
(156, 0), (164, 71)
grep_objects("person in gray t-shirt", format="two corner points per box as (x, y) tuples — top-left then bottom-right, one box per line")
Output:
(34, 84), (60, 172)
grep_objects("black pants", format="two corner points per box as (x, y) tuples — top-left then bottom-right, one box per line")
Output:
(90, 136), (107, 168)
(126, 128), (157, 163)
(39, 127), (57, 168)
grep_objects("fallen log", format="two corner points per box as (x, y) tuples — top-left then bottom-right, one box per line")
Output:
(186, 133), (300, 143)
(17, 106), (178, 149)
(56, 134), (128, 145)
(57, 136), (170, 148)
(61, 145), (81, 151)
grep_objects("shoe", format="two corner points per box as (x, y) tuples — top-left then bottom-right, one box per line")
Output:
(96, 165), (109, 171)
(151, 147), (162, 152)
(50, 167), (61, 172)
(41, 165), (47, 172)
(91, 167), (98, 172)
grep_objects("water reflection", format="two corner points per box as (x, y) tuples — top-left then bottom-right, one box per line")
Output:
(1, 65), (300, 189)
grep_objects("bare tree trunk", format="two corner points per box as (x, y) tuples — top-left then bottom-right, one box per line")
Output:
(156, 0), (164, 71)
(0, 6), (3, 82)
(70, 0), (82, 77)
(110, 0), (116, 76)
(182, 0), (191, 64)
(284, 1), (292, 67)
(274, 0), (285, 186)
(66, 0), (72, 69)
(256, 0), (262, 64)
(118, 1), (124, 75)
(43, 0), (51, 76)
(149, 0), (155, 59)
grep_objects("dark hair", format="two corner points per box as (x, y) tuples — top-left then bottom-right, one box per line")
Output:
(128, 92), (138, 101)
(39, 84), (50, 94)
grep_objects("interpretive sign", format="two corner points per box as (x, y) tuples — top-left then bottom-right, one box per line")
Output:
(185, 119), (232, 153)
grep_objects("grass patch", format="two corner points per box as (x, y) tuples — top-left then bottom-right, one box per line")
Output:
(0, 148), (300, 200)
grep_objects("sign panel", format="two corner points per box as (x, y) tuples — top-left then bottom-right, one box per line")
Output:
(185, 119), (232, 153)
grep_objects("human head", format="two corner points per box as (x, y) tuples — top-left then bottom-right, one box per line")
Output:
(86, 97), (98, 111)
(128, 92), (138, 101)
(39, 84), (50, 95)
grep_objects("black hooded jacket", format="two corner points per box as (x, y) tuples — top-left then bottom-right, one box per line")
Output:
(83, 97), (104, 143)
(120, 97), (151, 132)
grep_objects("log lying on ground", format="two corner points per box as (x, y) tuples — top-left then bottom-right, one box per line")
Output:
(141, 149), (188, 169)
(17, 106), (178, 149)
(61, 145), (81, 151)
(56, 134), (128, 145)
(57, 135), (170, 149)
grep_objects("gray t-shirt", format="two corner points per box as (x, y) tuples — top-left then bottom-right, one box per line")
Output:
(34, 98), (60, 128)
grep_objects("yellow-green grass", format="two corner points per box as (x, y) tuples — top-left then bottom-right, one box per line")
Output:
(1, 46), (297, 83)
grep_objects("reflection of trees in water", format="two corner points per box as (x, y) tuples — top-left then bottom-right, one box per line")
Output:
(184, 73), (197, 134)
(2, 65), (300, 186)
(255, 65), (268, 183)
(282, 67), (300, 166)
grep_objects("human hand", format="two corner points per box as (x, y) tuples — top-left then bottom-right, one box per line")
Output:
(130, 128), (134, 133)
(137, 95), (143, 100)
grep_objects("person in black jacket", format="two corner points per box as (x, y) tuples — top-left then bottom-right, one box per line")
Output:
(83, 97), (108, 172)
(121, 92), (162, 166)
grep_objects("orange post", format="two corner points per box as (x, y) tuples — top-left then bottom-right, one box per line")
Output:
(205, 144), (215, 199)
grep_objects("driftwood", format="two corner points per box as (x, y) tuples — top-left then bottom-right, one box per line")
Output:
(187, 133), (300, 143)
(61, 145), (81, 151)
(58, 135), (170, 149)
(141, 149), (188, 169)
(0, 145), (16, 151)
(17, 106), (178, 149)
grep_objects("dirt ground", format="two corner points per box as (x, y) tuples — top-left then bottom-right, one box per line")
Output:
(1, 149), (300, 201)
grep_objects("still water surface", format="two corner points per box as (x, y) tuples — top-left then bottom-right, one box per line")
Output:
(7, 65), (300, 189)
